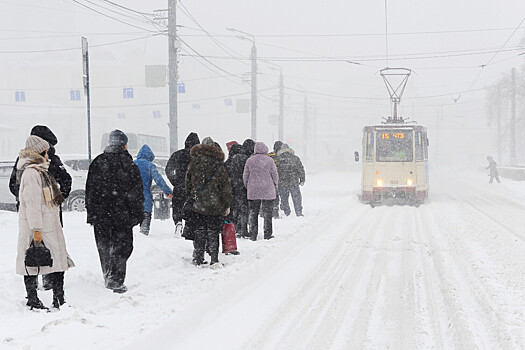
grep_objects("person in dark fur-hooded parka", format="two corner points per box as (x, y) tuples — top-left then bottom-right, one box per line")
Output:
(85, 130), (144, 293)
(17, 136), (73, 311)
(186, 137), (232, 268)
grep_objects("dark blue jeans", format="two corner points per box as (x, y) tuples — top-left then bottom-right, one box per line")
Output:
(279, 185), (303, 216)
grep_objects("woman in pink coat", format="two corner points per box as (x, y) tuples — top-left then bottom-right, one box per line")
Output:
(243, 142), (279, 240)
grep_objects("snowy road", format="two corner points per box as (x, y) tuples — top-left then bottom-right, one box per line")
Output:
(2, 169), (525, 349)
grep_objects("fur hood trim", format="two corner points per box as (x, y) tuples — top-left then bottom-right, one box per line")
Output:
(190, 144), (225, 162)
(277, 147), (295, 156)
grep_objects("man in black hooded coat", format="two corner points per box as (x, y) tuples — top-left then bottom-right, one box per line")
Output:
(165, 132), (200, 233)
(85, 130), (144, 293)
(230, 139), (255, 238)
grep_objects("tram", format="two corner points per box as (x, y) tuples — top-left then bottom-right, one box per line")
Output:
(358, 118), (429, 207)
(357, 67), (429, 207)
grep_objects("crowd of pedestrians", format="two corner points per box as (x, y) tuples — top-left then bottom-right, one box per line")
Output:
(10, 126), (307, 311)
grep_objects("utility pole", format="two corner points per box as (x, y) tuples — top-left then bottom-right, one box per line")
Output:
(251, 42), (257, 140)
(496, 84), (502, 164)
(168, 0), (178, 153)
(511, 68), (516, 165)
(81, 37), (92, 163)
(278, 70), (284, 141)
(303, 94), (308, 163)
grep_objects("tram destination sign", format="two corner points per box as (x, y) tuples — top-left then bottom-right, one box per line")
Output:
(381, 132), (405, 139)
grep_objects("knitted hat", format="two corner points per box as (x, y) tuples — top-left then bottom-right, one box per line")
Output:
(226, 141), (238, 152)
(109, 129), (128, 146)
(26, 135), (50, 154)
(201, 137), (215, 146)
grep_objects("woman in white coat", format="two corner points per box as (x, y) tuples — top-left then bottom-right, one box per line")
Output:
(16, 135), (73, 310)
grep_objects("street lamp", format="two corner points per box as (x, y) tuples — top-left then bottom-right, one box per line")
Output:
(266, 64), (285, 142)
(227, 28), (257, 140)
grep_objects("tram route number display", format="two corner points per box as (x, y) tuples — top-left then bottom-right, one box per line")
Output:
(381, 132), (405, 139)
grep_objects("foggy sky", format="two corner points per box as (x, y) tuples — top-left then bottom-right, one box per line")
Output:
(1, 0), (524, 165)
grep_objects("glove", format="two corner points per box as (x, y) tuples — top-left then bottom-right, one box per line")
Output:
(224, 207), (230, 216)
(33, 229), (42, 243)
(299, 181), (305, 186)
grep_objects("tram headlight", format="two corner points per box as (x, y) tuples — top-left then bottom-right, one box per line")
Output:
(376, 179), (384, 186)
(407, 179), (413, 186)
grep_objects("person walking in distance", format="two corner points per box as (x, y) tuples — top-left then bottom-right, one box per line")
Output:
(186, 137), (232, 268)
(486, 156), (501, 184)
(276, 144), (305, 216)
(165, 132), (200, 236)
(243, 142), (279, 240)
(85, 130), (144, 293)
(16, 136), (73, 310)
(134, 144), (173, 235)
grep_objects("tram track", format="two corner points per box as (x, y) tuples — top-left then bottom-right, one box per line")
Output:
(420, 195), (523, 348)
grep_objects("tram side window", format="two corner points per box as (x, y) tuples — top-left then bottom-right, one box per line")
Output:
(423, 132), (429, 160)
(365, 131), (374, 161)
(415, 131), (424, 161)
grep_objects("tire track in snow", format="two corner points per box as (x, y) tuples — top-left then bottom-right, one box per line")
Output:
(422, 199), (517, 348)
(245, 205), (388, 349)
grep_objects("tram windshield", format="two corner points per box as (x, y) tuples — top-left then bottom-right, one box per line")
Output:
(376, 130), (413, 162)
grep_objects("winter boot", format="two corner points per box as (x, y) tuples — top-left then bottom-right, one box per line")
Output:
(41, 274), (52, 291)
(174, 222), (183, 237)
(140, 212), (152, 235)
(51, 272), (66, 309)
(24, 276), (48, 311)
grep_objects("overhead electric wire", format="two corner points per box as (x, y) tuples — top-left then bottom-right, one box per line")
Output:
(0, 34), (161, 54)
(69, 0), (159, 33)
(177, 1), (250, 67)
(179, 38), (244, 85)
(99, 0), (154, 16)
(463, 16), (525, 101)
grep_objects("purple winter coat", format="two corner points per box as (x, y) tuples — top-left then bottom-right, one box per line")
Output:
(243, 142), (279, 200)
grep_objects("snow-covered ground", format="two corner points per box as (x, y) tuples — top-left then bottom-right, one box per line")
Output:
(2, 168), (525, 349)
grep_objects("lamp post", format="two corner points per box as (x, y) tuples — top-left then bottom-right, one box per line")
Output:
(227, 28), (257, 140)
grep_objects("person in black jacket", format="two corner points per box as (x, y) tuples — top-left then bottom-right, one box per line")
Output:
(276, 144), (305, 216)
(165, 132), (200, 236)
(9, 125), (72, 291)
(230, 139), (255, 238)
(224, 143), (242, 224)
(9, 125), (72, 216)
(85, 130), (144, 293)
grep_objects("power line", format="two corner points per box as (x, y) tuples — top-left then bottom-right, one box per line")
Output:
(99, 0), (155, 16)
(177, 1), (250, 67)
(0, 34), (161, 54)
(68, 0), (159, 33)
(179, 38), (244, 83)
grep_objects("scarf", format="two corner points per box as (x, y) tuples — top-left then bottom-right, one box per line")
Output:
(18, 149), (65, 207)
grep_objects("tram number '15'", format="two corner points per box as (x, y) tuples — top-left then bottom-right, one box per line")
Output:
(382, 133), (404, 139)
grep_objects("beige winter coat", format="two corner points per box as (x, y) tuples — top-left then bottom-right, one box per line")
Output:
(16, 157), (72, 275)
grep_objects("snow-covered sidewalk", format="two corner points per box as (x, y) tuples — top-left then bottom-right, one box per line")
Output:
(3, 169), (525, 349)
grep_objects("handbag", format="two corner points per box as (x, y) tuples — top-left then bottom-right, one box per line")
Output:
(221, 222), (238, 254)
(25, 240), (53, 274)
(182, 162), (222, 220)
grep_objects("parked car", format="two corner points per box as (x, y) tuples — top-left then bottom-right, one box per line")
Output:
(60, 155), (89, 212)
(0, 161), (16, 211)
